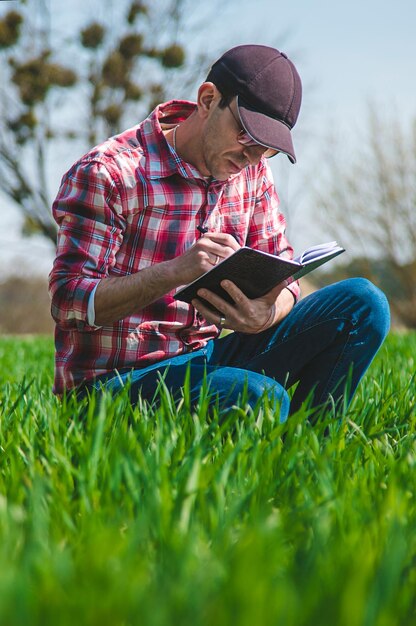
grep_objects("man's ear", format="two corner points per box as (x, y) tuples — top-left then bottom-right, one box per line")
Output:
(197, 82), (220, 118)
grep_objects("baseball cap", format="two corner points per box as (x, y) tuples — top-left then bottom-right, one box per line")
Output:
(207, 44), (302, 163)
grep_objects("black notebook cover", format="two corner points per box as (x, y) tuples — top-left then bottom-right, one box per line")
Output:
(174, 246), (345, 305)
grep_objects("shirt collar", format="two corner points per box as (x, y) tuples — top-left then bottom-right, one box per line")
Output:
(139, 100), (242, 187)
(139, 100), (209, 181)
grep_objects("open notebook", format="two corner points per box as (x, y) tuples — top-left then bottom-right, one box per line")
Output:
(174, 241), (345, 304)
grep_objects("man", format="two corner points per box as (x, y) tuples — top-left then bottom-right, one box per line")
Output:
(49, 44), (390, 421)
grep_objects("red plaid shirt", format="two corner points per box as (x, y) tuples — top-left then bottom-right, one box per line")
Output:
(49, 100), (299, 394)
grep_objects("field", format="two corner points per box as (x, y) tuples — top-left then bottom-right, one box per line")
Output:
(0, 333), (415, 626)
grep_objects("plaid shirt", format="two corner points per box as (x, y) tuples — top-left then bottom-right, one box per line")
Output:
(49, 100), (299, 394)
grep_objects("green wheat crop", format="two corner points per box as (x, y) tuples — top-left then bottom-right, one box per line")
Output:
(0, 333), (415, 626)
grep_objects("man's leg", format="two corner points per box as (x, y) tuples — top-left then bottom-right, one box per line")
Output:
(84, 350), (290, 422)
(209, 278), (390, 414)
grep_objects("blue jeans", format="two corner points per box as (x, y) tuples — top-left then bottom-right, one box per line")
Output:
(83, 278), (390, 422)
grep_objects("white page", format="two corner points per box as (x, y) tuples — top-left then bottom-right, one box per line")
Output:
(295, 242), (342, 264)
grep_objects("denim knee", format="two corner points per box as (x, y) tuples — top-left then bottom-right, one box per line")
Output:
(343, 277), (390, 341)
(208, 367), (290, 423)
(243, 373), (290, 423)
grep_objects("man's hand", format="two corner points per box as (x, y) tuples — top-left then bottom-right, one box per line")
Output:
(94, 232), (240, 326)
(192, 280), (295, 334)
(170, 232), (241, 285)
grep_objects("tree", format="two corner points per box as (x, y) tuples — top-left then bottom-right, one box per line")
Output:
(314, 107), (416, 327)
(0, 0), (211, 243)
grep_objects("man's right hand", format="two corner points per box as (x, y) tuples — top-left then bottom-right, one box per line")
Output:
(93, 232), (240, 326)
(170, 232), (241, 285)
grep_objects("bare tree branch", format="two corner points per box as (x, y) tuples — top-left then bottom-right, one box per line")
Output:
(315, 105), (416, 327)
(0, 0), (234, 245)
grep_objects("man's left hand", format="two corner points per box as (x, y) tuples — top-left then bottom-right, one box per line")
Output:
(192, 279), (295, 334)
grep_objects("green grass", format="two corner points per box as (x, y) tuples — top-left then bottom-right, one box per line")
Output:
(0, 333), (415, 626)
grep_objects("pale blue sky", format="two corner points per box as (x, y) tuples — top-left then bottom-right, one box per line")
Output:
(207, 0), (416, 122)
(1, 0), (415, 275)
(215, 0), (416, 249)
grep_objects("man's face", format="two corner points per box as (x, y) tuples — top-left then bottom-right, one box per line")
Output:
(199, 97), (270, 181)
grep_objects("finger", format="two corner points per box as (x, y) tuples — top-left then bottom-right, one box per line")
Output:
(194, 288), (236, 319)
(220, 278), (289, 305)
(197, 240), (238, 263)
(192, 299), (230, 331)
(218, 280), (250, 307)
(191, 298), (223, 326)
(214, 281), (277, 333)
(200, 232), (241, 252)
(208, 253), (220, 266)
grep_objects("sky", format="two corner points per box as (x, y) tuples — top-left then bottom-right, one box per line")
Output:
(1, 0), (415, 278)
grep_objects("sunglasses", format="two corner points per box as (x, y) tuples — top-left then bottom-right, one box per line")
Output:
(227, 103), (278, 158)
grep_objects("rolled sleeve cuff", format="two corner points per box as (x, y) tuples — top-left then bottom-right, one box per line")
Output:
(51, 276), (103, 332)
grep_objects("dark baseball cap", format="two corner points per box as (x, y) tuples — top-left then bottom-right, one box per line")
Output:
(207, 44), (302, 163)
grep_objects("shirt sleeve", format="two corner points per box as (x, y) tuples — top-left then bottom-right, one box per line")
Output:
(48, 158), (125, 331)
(245, 160), (301, 302)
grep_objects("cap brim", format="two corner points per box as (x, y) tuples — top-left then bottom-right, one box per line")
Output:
(237, 95), (297, 164)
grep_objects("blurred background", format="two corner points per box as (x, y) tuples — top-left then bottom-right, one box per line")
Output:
(0, 0), (415, 333)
